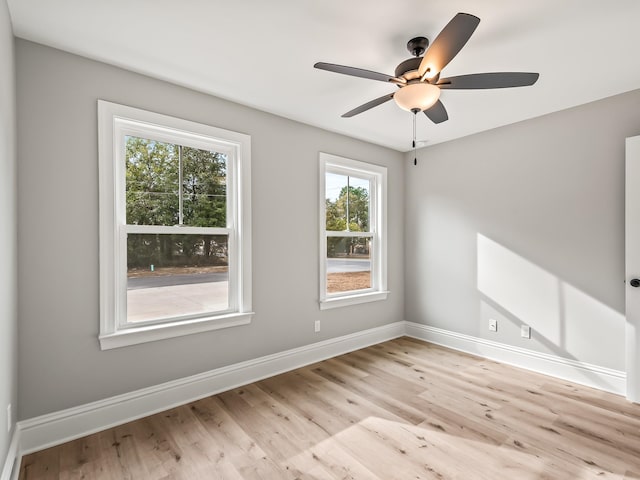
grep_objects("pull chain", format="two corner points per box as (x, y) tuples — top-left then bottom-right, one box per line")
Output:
(412, 109), (418, 166)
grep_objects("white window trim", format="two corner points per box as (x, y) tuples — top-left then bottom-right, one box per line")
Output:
(319, 152), (388, 310)
(98, 100), (253, 349)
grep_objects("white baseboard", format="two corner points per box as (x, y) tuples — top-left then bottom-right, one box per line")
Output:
(18, 322), (405, 455)
(15, 320), (629, 461)
(405, 322), (627, 396)
(1, 427), (21, 480)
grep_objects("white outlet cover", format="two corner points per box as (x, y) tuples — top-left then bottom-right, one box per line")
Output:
(521, 325), (531, 338)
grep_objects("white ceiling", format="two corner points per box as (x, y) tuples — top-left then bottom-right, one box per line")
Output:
(7, 0), (640, 151)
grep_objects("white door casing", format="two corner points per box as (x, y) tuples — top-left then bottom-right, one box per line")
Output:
(625, 135), (640, 403)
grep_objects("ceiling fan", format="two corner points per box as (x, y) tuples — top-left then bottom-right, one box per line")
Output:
(314, 12), (539, 124)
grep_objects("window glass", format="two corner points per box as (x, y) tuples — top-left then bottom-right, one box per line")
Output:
(125, 136), (179, 226)
(126, 233), (229, 323)
(181, 146), (227, 228)
(325, 173), (370, 232)
(124, 135), (230, 324)
(125, 137), (227, 228)
(326, 236), (372, 293)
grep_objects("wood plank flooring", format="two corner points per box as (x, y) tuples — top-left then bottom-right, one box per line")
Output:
(19, 337), (640, 479)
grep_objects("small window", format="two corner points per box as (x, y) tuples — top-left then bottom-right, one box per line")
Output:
(98, 101), (252, 349)
(319, 153), (388, 309)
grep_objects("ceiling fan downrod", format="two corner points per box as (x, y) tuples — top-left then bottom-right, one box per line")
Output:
(412, 108), (418, 166)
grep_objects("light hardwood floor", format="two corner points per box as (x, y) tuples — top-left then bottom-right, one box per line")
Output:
(19, 337), (640, 479)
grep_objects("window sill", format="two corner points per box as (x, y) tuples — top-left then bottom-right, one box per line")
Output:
(99, 312), (254, 350)
(319, 291), (389, 310)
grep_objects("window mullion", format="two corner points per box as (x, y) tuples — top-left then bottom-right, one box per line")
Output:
(123, 224), (231, 235)
(346, 175), (350, 232)
(325, 231), (371, 238)
(178, 144), (184, 225)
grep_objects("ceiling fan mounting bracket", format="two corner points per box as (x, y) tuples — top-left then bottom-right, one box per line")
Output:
(406, 36), (429, 57)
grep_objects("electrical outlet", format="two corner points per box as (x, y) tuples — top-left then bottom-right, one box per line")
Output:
(521, 325), (531, 339)
(489, 319), (498, 332)
(6, 404), (11, 433)
(314, 320), (321, 333)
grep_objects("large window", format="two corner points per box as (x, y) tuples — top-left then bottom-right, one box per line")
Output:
(98, 101), (252, 349)
(319, 153), (388, 309)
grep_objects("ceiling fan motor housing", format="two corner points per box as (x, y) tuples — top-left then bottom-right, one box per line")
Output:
(395, 57), (422, 78)
(395, 56), (440, 83)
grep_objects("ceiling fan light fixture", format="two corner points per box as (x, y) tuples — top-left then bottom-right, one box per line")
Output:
(393, 82), (440, 112)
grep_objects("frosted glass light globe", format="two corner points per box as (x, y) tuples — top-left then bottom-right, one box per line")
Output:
(394, 83), (440, 112)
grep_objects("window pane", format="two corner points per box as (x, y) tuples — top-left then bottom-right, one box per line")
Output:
(182, 147), (227, 228)
(325, 173), (370, 232)
(126, 233), (229, 323)
(326, 172), (347, 231)
(125, 136), (179, 226)
(326, 236), (371, 293)
(347, 176), (370, 232)
(125, 137), (228, 228)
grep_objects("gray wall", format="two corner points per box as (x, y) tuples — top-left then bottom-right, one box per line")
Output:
(16, 40), (404, 419)
(0, 0), (17, 465)
(405, 89), (640, 371)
